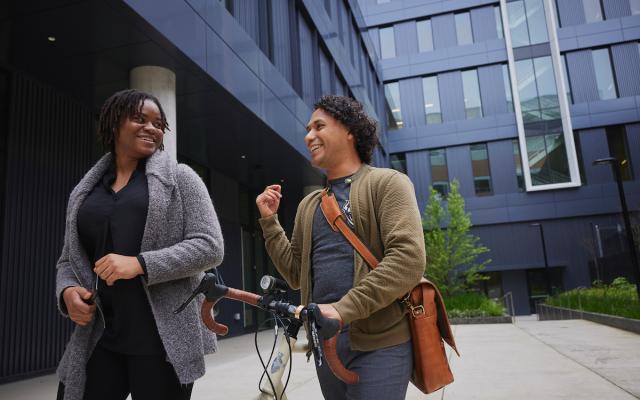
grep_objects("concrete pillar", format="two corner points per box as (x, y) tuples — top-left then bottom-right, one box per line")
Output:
(130, 66), (177, 160)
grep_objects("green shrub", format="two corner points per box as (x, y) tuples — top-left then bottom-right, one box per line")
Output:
(444, 292), (505, 318)
(545, 277), (640, 320)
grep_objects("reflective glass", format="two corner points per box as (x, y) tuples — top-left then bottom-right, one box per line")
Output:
(513, 140), (526, 191)
(430, 149), (449, 196)
(525, 0), (548, 45)
(462, 70), (483, 119)
(583, 0), (603, 23)
(390, 153), (407, 174)
(455, 12), (473, 46)
(533, 56), (559, 120)
(561, 54), (572, 104)
(515, 59), (540, 121)
(526, 134), (570, 185)
(592, 49), (617, 100)
(495, 6), (504, 39)
(379, 26), (396, 59)
(422, 76), (442, 124)
(384, 82), (403, 129)
(471, 144), (492, 195)
(502, 64), (514, 111)
(507, 1), (530, 47)
(417, 20), (434, 52)
(632, 0), (640, 15)
(606, 126), (634, 181)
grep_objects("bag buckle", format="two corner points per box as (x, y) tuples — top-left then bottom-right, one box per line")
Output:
(401, 293), (425, 317)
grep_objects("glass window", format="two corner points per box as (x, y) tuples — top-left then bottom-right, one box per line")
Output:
(561, 54), (572, 104)
(533, 56), (560, 120)
(508, 1), (530, 48)
(462, 70), (483, 119)
(471, 144), (493, 196)
(516, 56), (560, 123)
(632, 0), (640, 15)
(455, 12), (473, 46)
(583, 0), (604, 23)
(507, 0), (548, 47)
(525, 0), (548, 45)
(417, 19), (434, 52)
(495, 6), (504, 39)
(526, 134), (570, 185)
(592, 48), (617, 100)
(384, 82), (403, 129)
(502, 64), (514, 111)
(430, 149), (449, 196)
(422, 76), (442, 124)
(379, 26), (396, 59)
(319, 48), (332, 96)
(513, 140), (526, 191)
(390, 153), (407, 174)
(606, 126), (634, 181)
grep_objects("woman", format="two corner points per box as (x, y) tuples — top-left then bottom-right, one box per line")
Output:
(55, 89), (224, 400)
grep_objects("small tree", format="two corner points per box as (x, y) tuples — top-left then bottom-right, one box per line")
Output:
(423, 180), (491, 296)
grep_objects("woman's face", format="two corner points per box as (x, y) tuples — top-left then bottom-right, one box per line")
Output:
(115, 99), (164, 159)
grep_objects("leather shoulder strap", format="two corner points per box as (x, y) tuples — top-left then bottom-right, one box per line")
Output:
(320, 189), (379, 269)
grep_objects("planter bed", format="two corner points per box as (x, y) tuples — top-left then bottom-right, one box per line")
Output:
(537, 303), (640, 334)
(449, 315), (512, 325)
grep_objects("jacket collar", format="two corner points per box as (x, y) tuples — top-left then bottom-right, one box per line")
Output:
(76, 150), (176, 195)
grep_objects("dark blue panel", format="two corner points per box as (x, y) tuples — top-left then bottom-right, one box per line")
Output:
(611, 42), (640, 97)
(577, 128), (614, 184)
(488, 140), (517, 195)
(470, 6), (497, 42)
(438, 71), (465, 122)
(446, 146), (474, 197)
(232, 0), (260, 44)
(556, 0), (586, 27)
(271, 0), (293, 84)
(566, 50), (599, 103)
(602, 0), (632, 19)
(406, 150), (431, 212)
(501, 270), (531, 315)
(627, 123), (640, 180)
(432, 13), (456, 49)
(478, 64), (507, 116)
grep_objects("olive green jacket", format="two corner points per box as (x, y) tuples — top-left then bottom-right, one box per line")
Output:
(259, 165), (425, 351)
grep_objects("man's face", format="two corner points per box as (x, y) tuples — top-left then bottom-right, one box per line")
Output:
(305, 109), (353, 170)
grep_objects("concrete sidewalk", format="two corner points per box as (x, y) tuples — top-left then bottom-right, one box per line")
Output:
(1, 318), (638, 399)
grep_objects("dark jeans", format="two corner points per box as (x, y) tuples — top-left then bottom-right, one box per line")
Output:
(56, 345), (193, 400)
(315, 330), (413, 400)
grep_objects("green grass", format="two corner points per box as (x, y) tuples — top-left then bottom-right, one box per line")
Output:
(443, 292), (505, 318)
(545, 278), (640, 320)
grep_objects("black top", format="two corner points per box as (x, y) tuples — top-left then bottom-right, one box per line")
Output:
(311, 175), (355, 304)
(77, 160), (164, 355)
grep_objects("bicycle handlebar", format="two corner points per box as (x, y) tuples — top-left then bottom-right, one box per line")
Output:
(175, 273), (359, 385)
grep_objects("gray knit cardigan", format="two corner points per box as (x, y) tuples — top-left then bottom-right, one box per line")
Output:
(55, 150), (224, 400)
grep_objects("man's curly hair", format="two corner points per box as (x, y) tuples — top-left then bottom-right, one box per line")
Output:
(313, 95), (379, 164)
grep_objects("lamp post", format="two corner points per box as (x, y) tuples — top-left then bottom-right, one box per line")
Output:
(531, 223), (552, 297)
(593, 156), (640, 299)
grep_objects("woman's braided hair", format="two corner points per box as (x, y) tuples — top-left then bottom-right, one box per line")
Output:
(96, 89), (169, 153)
(313, 95), (379, 164)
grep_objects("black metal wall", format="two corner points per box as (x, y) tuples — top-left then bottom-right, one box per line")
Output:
(0, 72), (95, 382)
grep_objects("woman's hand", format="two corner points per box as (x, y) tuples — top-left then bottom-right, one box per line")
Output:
(94, 254), (143, 286)
(62, 286), (96, 326)
(256, 184), (282, 218)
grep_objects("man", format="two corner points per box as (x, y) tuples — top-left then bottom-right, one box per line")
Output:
(256, 95), (425, 399)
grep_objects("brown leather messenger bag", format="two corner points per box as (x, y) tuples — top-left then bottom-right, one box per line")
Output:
(320, 189), (460, 394)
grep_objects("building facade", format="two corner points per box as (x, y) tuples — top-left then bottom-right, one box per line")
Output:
(0, 0), (384, 382)
(359, 0), (640, 314)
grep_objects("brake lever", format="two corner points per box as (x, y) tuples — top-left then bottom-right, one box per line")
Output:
(174, 273), (222, 314)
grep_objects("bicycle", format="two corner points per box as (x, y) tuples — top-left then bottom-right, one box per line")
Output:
(176, 273), (359, 400)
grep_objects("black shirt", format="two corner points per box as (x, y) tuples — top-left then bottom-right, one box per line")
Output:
(77, 160), (164, 355)
(311, 176), (355, 304)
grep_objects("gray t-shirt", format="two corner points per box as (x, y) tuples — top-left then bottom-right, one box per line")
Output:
(311, 176), (355, 304)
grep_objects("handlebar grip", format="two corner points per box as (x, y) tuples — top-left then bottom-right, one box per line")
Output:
(201, 300), (229, 335)
(323, 336), (359, 385)
(307, 303), (340, 339)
